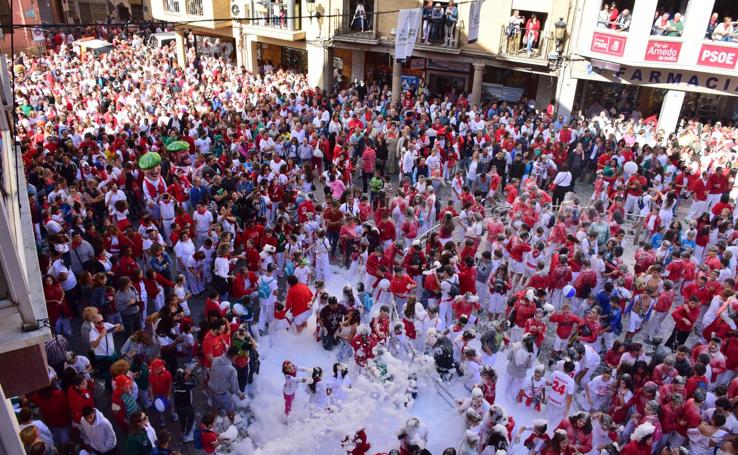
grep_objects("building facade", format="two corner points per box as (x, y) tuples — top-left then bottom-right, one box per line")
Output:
(150, 0), (738, 131)
(567, 0), (738, 132)
(0, 56), (53, 454)
(151, 0), (580, 109)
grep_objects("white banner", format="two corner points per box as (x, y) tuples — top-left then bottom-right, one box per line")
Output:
(395, 9), (411, 61)
(468, 0), (482, 44)
(403, 8), (422, 60)
(395, 8), (422, 61)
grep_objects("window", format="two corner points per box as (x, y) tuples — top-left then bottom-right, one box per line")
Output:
(707, 0), (738, 42)
(344, 0), (373, 34)
(651, 0), (687, 36)
(0, 0), (9, 34)
(595, 1), (635, 32)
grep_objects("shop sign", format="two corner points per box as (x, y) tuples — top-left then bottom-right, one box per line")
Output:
(697, 43), (738, 69)
(427, 59), (471, 73)
(644, 40), (681, 63)
(578, 61), (738, 95)
(409, 58), (425, 70)
(481, 83), (524, 102)
(590, 31), (626, 57)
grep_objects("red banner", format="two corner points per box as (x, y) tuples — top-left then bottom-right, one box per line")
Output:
(644, 40), (681, 63)
(590, 31), (626, 57)
(698, 43), (738, 69)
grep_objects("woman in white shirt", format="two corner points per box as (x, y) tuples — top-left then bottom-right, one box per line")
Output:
(173, 231), (196, 272)
(551, 163), (573, 206)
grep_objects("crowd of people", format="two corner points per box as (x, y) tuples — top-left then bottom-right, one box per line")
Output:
(10, 23), (738, 455)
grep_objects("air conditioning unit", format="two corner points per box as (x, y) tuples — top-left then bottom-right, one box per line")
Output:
(231, 0), (248, 19)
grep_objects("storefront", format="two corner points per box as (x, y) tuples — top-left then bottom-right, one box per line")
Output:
(571, 60), (738, 123)
(480, 65), (539, 103)
(255, 41), (307, 72)
(194, 34), (237, 62)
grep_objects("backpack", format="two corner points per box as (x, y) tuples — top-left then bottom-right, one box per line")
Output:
(446, 279), (460, 298)
(258, 277), (275, 300)
(284, 261), (296, 277)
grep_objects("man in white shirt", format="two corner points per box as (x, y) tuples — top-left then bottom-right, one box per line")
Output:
(545, 361), (576, 431)
(49, 251), (77, 293)
(192, 204), (214, 246)
(469, 113), (486, 133)
(89, 313), (123, 358)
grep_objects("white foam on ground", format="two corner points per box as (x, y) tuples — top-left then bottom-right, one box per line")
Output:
(225, 267), (542, 454)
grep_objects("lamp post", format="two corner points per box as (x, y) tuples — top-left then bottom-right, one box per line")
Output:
(554, 17), (566, 54)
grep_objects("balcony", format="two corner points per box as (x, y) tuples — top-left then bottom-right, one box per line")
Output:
(239, 0), (305, 41)
(497, 24), (553, 65)
(413, 18), (464, 55)
(151, 0), (231, 29)
(331, 9), (379, 44)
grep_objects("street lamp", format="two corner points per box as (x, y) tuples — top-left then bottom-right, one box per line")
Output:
(554, 17), (566, 54)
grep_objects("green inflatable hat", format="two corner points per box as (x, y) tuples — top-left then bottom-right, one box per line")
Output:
(138, 151), (162, 170)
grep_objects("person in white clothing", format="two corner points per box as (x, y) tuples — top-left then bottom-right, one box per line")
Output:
(314, 230), (331, 282)
(583, 369), (615, 412)
(79, 407), (117, 454)
(192, 203), (214, 246)
(545, 361), (576, 432)
(257, 263), (279, 335)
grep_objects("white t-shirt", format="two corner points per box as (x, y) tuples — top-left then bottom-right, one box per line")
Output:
(547, 370), (575, 406)
(587, 374), (615, 397)
(50, 258), (77, 291)
(89, 322), (116, 357)
(192, 210), (214, 233)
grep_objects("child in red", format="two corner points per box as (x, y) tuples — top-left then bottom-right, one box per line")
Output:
(149, 358), (174, 426)
(197, 413), (221, 453)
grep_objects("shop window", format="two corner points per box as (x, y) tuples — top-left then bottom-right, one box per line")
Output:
(594, 1), (635, 32)
(281, 47), (307, 72)
(651, 0), (686, 36)
(707, 0), (738, 42)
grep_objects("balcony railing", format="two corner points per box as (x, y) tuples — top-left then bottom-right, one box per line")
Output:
(416, 18), (463, 50)
(163, 0), (180, 13)
(498, 24), (552, 60)
(332, 9), (377, 40)
(185, 0), (203, 16)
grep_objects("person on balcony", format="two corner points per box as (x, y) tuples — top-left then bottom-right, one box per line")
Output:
(652, 12), (671, 35)
(608, 2), (619, 30)
(597, 3), (611, 28)
(524, 14), (541, 57)
(665, 13), (684, 37)
(352, 1), (368, 32)
(712, 16), (736, 42)
(430, 3), (445, 44)
(422, 0), (433, 43)
(615, 9), (631, 32)
(444, 0), (458, 46)
(507, 10), (524, 54)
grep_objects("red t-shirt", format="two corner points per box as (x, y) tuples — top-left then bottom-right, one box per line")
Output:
(201, 332), (227, 369)
(199, 426), (218, 453)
